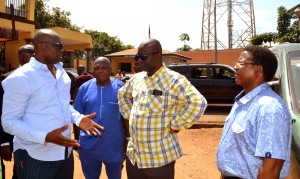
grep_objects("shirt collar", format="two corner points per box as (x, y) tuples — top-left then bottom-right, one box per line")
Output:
(143, 64), (167, 80)
(29, 57), (63, 71)
(235, 82), (269, 104)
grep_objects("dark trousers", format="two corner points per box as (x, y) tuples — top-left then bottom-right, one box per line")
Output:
(73, 124), (80, 141)
(14, 149), (74, 179)
(126, 156), (175, 179)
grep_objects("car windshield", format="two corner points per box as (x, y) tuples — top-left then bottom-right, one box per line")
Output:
(287, 51), (300, 115)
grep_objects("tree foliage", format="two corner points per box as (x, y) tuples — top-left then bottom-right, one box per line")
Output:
(178, 33), (192, 51)
(34, 0), (134, 59)
(84, 30), (134, 59)
(179, 33), (190, 46)
(35, 0), (81, 31)
(277, 6), (292, 38)
(176, 45), (192, 52)
(276, 6), (300, 43)
(250, 32), (277, 46)
(250, 6), (300, 45)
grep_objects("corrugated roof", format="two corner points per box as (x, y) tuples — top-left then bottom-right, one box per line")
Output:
(177, 48), (244, 67)
(105, 48), (191, 60)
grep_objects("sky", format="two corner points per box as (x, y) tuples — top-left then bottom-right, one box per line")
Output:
(47, 0), (299, 52)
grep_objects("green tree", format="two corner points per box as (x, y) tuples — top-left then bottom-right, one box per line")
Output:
(250, 6), (300, 45)
(34, 0), (134, 59)
(277, 6), (292, 39)
(35, 0), (81, 31)
(250, 32), (277, 46)
(276, 6), (299, 43)
(84, 30), (134, 59)
(250, 34), (264, 46)
(178, 33), (192, 51)
(35, 0), (51, 29)
(179, 33), (190, 46)
(176, 45), (192, 52)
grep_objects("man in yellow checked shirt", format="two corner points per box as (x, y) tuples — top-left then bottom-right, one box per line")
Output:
(118, 38), (207, 179)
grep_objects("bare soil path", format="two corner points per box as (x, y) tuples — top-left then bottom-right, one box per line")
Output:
(4, 128), (222, 179)
(4, 104), (300, 178)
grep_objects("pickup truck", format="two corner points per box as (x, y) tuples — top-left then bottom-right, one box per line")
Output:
(270, 43), (300, 173)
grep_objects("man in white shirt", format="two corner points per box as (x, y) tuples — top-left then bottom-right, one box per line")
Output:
(1, 29), (103, 179)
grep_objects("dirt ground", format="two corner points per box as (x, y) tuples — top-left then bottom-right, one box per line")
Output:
(4, 128), (222, 179)
(4, 128), (300, 178)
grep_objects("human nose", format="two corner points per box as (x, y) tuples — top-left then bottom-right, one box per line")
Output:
(234, 62), (241, 68)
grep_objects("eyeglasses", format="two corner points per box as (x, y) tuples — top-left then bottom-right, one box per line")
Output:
(40, 41), (64, 50)
(235, 61), (258, 67)
(132, 52), (160, 61)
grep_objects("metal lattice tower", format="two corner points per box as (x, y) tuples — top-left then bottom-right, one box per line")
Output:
(201, 0), (256, 50)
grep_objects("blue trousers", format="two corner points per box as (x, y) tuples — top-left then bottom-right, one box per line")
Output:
(14, 149), (74, 179)
(79, 151), (123, 179)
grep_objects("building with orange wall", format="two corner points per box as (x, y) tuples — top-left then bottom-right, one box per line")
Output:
(105, 48), (191, 75)
(0, 0), (93, 73)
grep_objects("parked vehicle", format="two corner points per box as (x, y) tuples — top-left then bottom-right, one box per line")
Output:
(167, 63), (243, 103)
(270, 43), (300, 166)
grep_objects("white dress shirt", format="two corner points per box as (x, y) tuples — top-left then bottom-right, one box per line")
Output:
(1, 58), (84, 161)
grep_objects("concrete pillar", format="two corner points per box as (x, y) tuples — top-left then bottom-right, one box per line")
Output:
(85, 48), (93, 72)
(62, 51), (74, 68)
(69, 51), (74, 68)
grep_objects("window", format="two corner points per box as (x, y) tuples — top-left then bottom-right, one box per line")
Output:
(119, 63), (131, 73)
(214, 67), (232, 79)
(191, 67), (207, 79)
(5, 0), (27, 18)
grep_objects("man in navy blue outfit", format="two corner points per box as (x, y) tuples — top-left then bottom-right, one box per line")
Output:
(74, 57), (125, 179)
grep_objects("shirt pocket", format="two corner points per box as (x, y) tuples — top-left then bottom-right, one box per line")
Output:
(231, 122), (246, 133)
(148, 90), (175, 113)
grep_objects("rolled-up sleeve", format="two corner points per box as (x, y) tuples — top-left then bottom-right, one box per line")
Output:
(171, 79), (207, 130)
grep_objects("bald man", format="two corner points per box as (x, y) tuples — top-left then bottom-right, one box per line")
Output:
(1, 29), (104, 178)
(74, 57), (125, 179)
(18, 44), (34, 66)
(118, 39), (207, 179)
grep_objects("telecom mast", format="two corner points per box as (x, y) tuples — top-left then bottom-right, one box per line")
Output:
(201, 0), (256, 50)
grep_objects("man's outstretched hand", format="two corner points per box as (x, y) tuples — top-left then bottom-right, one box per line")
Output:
(45, 113), (104, 147)
(79, 113), (105, 136)
(45, 125), (80, 147)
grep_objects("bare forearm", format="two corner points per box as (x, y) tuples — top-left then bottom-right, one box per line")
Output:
(258, 158), (284, 179)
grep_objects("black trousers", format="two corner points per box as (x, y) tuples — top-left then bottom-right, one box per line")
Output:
(14, 149), (74, 179)
(126, 156), (175, 179)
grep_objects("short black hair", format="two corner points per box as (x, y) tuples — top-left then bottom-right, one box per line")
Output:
(244, 46), (277, 82)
